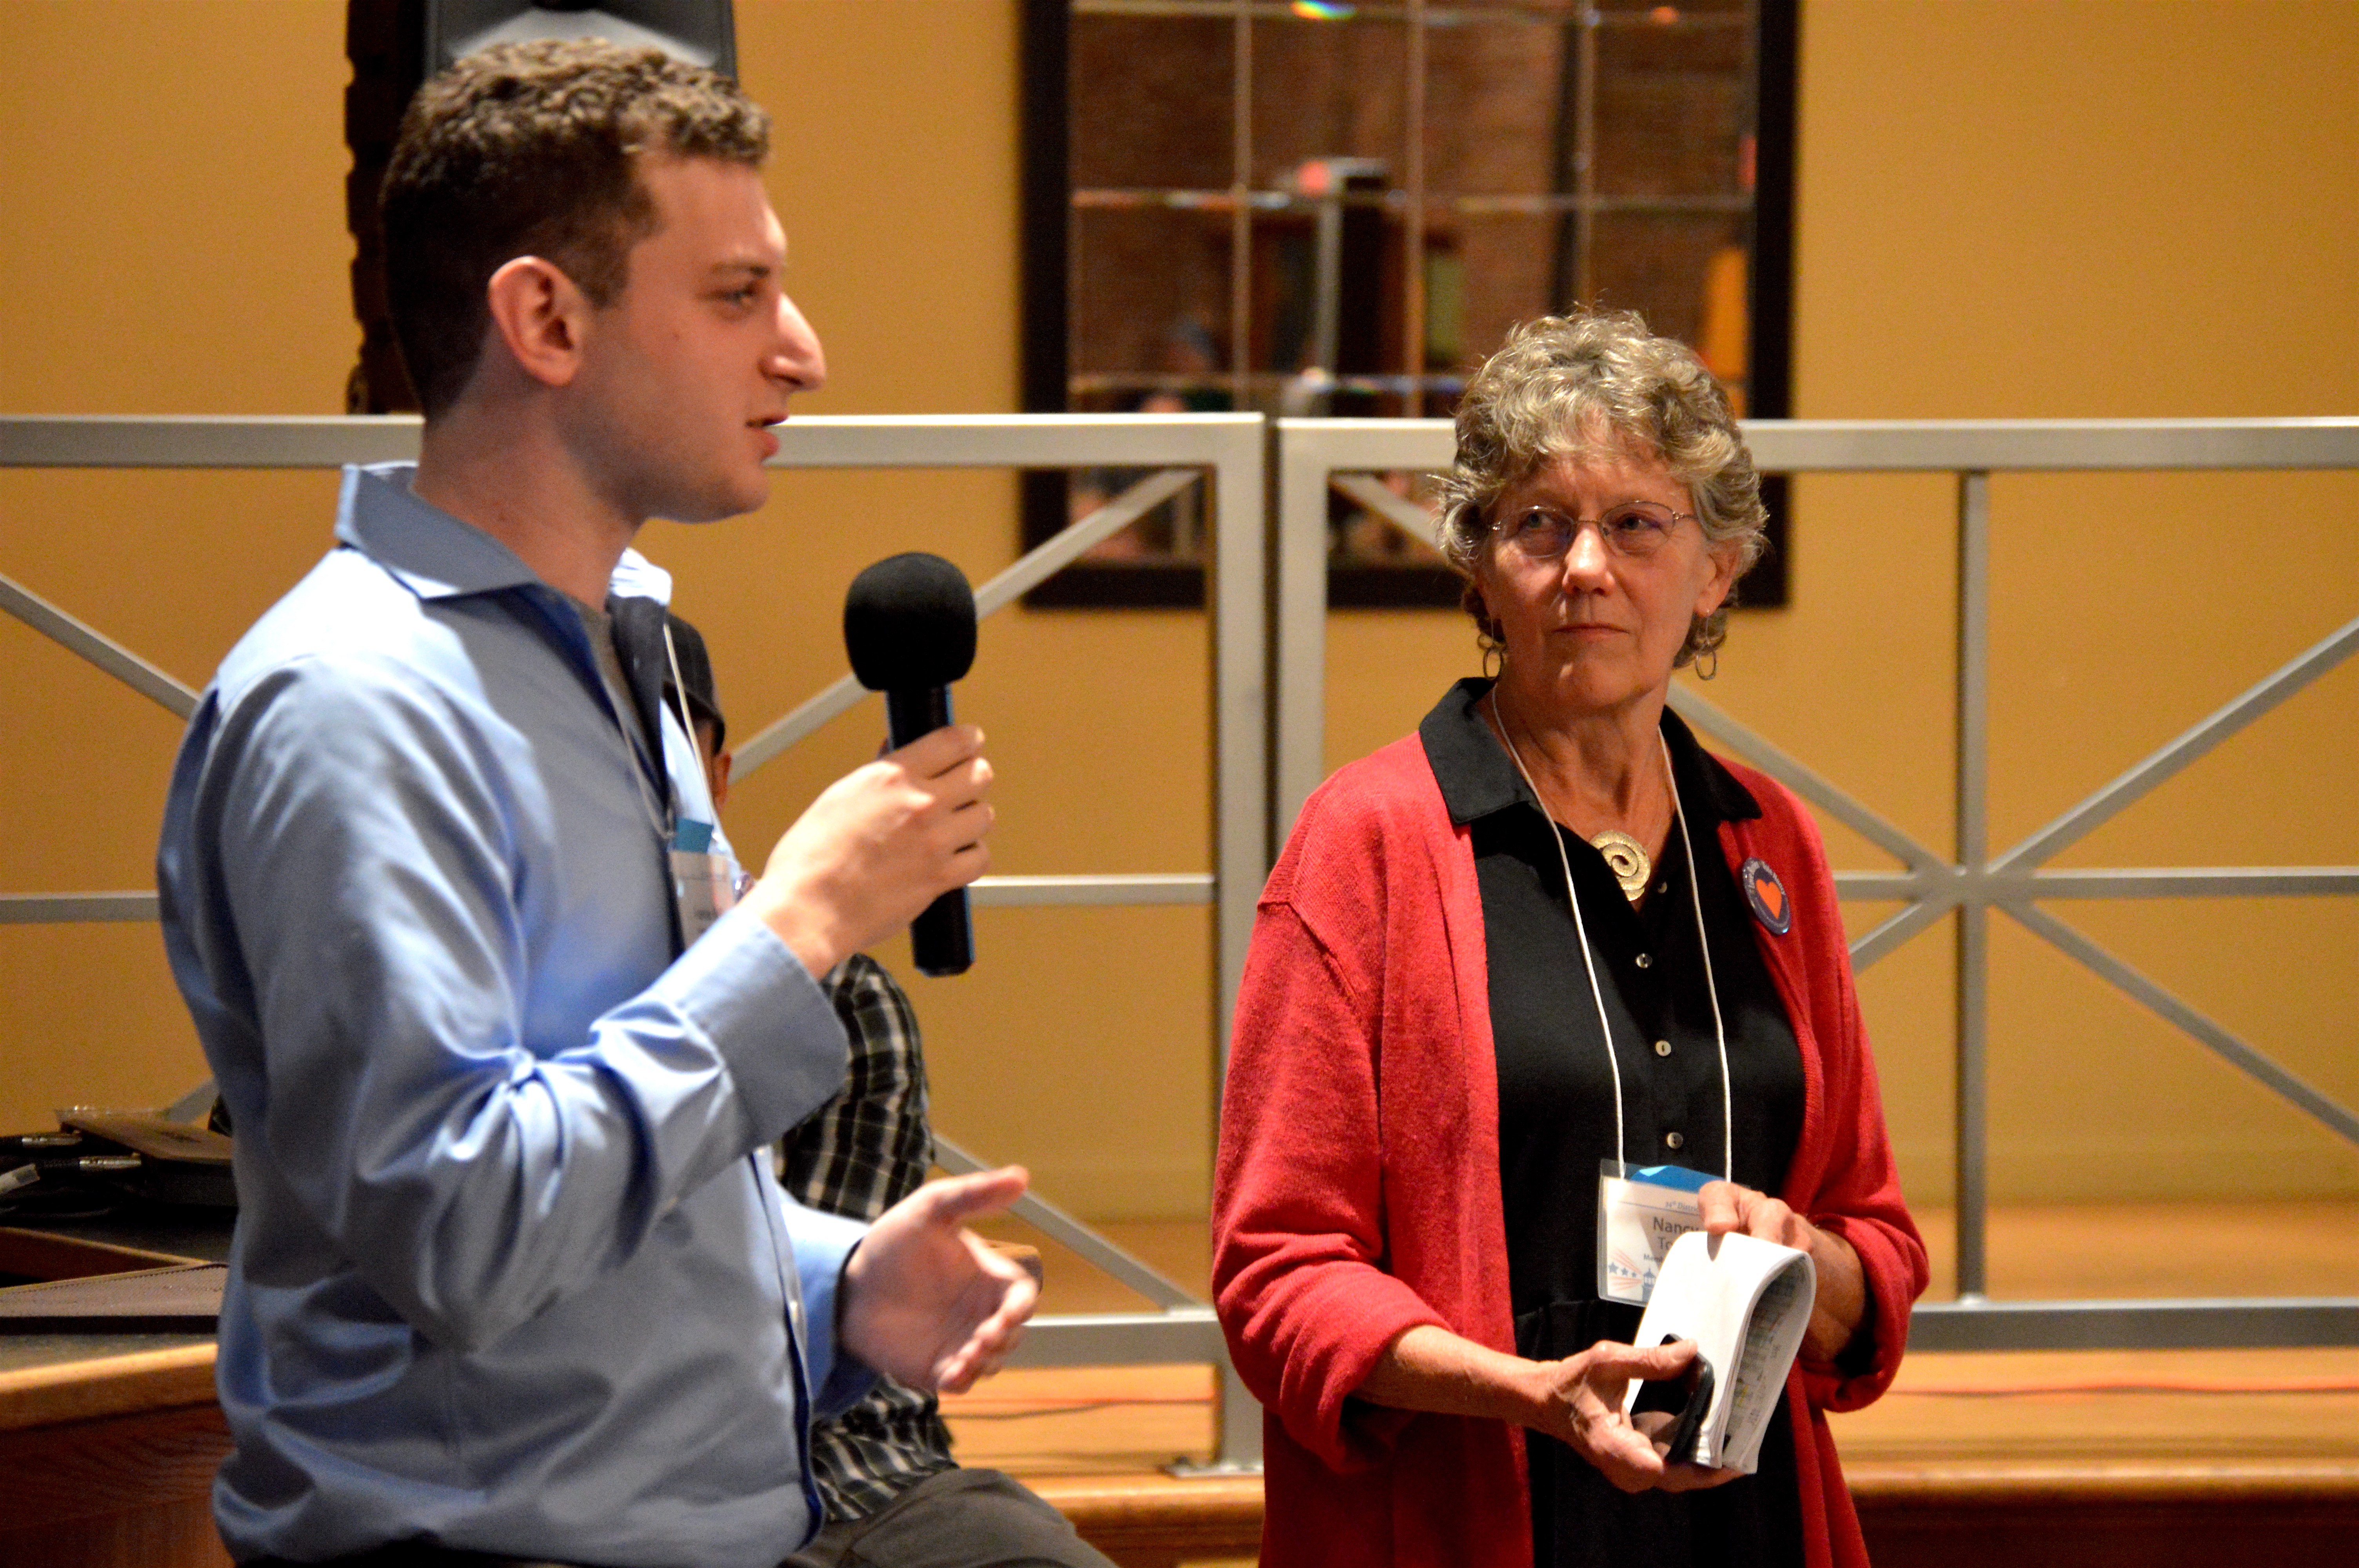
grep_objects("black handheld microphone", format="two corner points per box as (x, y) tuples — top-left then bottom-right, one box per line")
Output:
(843, 552), (980, 977)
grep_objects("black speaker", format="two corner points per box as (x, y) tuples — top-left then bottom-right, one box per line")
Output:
(343, 1), (738, 413)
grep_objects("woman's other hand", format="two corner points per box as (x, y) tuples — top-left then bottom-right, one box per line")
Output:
(1527, 1339), (1744, 1494)
(1698, 1181), (1867, 1362)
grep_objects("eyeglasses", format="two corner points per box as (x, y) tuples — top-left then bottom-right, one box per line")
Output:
(1490, 501), (1695, 561)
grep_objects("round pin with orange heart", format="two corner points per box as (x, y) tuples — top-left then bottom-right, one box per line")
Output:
(1741, 857), (1792, 935)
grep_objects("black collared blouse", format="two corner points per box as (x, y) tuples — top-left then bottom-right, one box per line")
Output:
(1418, 677), (1808, 1568)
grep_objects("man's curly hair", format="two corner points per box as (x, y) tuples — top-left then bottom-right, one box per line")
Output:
(382, 39), (769, 416)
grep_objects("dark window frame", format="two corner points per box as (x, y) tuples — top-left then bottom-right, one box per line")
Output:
(1019, 0), (1796, 613)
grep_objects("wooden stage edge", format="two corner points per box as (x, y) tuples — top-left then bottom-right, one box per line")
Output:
(14, 1188), (2359, 1567)
(10, 1344), (2359, 1568)
(1014, 1451), (2359, 1568)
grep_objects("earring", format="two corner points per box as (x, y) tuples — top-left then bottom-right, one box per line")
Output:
(1694, 645), (1719, 681)
(1482, 641), (1502, 679)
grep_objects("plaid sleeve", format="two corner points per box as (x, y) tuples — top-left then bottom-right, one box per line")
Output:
(784, 953), (934, 1220)
(781, 953), (959, 1519)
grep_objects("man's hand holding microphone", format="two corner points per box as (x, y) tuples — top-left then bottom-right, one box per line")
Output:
(739, 552), (1028, 1393)
(743, 721), (992, 983)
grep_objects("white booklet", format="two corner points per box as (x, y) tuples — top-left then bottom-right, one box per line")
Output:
(1618, 1229), (1817, 1475)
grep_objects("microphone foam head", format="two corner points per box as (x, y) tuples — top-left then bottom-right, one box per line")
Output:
(843, 552), (978, 691)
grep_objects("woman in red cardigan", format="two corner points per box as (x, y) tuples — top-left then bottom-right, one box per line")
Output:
(1212, 312), (1926, 1568)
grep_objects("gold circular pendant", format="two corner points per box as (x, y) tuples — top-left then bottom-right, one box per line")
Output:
(1590, 829), (1652, 904)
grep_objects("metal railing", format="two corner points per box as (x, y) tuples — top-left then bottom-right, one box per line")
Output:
(8, 410), (2359, 1469)
(1278, 415), (2359, 1352)
(0, 412), (1263, 1465)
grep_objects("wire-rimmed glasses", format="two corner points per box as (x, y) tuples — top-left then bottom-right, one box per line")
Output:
(1491, 501), (1696, 561)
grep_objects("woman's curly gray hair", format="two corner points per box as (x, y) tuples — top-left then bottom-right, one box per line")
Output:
(1434, 310), (1768, 669)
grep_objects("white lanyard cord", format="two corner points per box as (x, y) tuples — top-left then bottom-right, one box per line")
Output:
(1490, 694), (1627, 1175)
(1661, 733), (1736, 1182)
(660, 622), (703, 827)
(1488, 695), (1735, 1181)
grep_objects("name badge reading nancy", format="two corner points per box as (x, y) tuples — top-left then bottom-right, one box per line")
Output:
(1597, 1161), (1715, 1305)
(669, 818), (738, 948)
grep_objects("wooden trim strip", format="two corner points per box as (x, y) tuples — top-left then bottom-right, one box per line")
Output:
(1846, 1460), (2359, 1504)
(0, 1343), (218, 1433)
(0, 1226), (207, 1281)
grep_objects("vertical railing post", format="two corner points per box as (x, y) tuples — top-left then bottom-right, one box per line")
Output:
(1954, 470), (1992, 1300)
(1272, 421), (1333, 842)
(1209, 417), (1269, 1469)
(1212, 419), (1270, 1076)
(1214, 1357), (1261, 1471)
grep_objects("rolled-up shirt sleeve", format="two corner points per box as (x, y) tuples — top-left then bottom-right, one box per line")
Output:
(195, 653), (847, 1351)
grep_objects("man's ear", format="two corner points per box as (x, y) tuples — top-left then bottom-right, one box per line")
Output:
(483, 256), (594, 390)
(711, 749), (732, 811)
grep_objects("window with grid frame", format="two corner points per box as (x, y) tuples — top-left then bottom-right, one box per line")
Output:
(1022, 0), (1794, 611)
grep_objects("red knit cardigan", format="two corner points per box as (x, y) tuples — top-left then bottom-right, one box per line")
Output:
(1212, 730), (1927, 1568)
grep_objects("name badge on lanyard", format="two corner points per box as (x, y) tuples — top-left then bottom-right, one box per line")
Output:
(669, 817), (740, 948)
(1598, 1161), (1714, 1305)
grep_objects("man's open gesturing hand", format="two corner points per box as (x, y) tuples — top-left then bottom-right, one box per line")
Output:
(839, 1166), (1038, 1394)
(746, 724), (993, 978)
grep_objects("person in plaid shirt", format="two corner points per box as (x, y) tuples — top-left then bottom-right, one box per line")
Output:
(669, 614), (1115, 1568)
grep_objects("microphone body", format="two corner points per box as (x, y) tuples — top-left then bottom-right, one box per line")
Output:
(886, 684), (974, 976)
(843, 552), (981, 978)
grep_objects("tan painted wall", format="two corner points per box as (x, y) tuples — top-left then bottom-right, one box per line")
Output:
(2, 0), (2354, 1222)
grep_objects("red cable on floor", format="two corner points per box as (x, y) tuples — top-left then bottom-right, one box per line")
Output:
(942, 1381), (2359, 1414)
(1892, 1378), (2359, 1396)
(941, 1396), (1216, 1419)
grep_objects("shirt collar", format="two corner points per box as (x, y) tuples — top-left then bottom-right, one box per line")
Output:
(1418, 676), (1760, 829)
(333, 463), (674, 609)
(334, 463), (538, 600)
(609, 546), (674, 606)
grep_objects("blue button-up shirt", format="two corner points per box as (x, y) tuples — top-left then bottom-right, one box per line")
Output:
(158, 464), (869, 1568)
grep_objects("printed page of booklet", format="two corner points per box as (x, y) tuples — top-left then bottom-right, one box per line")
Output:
(1618, 1229), (1817, 1474)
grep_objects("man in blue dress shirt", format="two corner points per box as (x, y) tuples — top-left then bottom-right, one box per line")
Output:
(155, 40), (1031, 1568)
